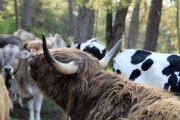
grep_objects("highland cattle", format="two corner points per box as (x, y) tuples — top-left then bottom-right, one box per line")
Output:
(27, 35), (180, 120)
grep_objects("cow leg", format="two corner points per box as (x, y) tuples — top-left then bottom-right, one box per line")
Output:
(18, 96), (23, 108)
(68, 116), (71, 120)
(164, 83), (169, 91)
(28, 99), (34, 120)
(34, 93), (43, 120)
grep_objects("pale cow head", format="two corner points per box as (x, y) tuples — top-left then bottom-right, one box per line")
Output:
(2, 44), (30, 75)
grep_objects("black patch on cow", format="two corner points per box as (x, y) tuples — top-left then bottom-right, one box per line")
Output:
(141, 58), (154, 71)
(131, 50), (152, 65)
(73, 42), (81, 49)
(129, 69), (141, 80)
(162, 55), (180, 93)
(83, 46), (105, 60)
(116, 69), (121, 74)
(76, 44), (81, 49)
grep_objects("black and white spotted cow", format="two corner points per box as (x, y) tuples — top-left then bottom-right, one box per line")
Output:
(71, 38), (106, 60)
(113, 49), (180, 94)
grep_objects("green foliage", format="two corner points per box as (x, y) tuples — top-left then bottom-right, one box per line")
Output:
(30, 0), (70, 39)
(0, 0), (17, 34)
(124, 0), (180, 54)
(30, 26), (49, 38)
(157, 1), (180, 53)
(2, 0), (15, 17)
(105, 64), (113, 72)
(83, 0), (132, 11)
(0, 0), (73, 40)
(0, 16), (16, 34)
(85, 0), (114, 10)
(0, 0), (179, 54)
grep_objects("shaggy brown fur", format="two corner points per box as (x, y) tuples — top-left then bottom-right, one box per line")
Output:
(0, 75), (11, 120)
(29, 48), (180, 120)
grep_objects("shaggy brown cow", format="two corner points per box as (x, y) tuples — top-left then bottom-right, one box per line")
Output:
(0, 75), (11, 120)
(28, 34), (180, 120)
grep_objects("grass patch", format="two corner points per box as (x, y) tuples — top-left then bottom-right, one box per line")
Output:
(10, 98), (66, 120)
(105, 64), (113, 72)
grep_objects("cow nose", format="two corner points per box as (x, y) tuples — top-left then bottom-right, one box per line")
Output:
(4, 67), (12, 73)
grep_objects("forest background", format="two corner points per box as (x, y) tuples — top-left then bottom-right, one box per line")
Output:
(0, 0), (179, 54)
(0, 0), (180, 119)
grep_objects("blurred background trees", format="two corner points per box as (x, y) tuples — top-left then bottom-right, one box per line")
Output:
(0, 0), (179, 53)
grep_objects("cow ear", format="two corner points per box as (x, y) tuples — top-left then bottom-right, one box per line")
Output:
(30, 49), (36, 55)
(19, 50), (30, 59)
(55, 33), (62, 39)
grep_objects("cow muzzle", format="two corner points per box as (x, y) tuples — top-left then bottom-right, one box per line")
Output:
(4, 66), (14, 74)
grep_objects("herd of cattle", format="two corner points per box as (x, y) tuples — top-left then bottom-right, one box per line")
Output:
(1, 29), (180, 120)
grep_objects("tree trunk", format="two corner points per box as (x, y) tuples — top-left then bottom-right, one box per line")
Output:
(176, 2), (180, 53)
(109, 0), (131, 66)
(74, 4), (89, 43)
(143, 0), (163, 51)
(21, 0), (32, 31)
(0, 0), (2, 11)
(87, 9), (95, 39)
(165, 35), (171, 53)
(93, 10), (98, 38)
(68, 0), (74, 36)
(106, 10), (113, 51)
(14, 0), (19, 30)
(74, 0), (95, 43)
(127, 0), (140, 49)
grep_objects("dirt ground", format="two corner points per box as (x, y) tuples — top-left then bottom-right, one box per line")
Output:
(10, 98), (67, 120)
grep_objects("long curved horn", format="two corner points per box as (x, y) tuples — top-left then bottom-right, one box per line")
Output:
(99, 39), (122, 69)
(42, 34), (78, 75)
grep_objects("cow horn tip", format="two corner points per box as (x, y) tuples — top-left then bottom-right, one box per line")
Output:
(42, 33), (45, 38)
